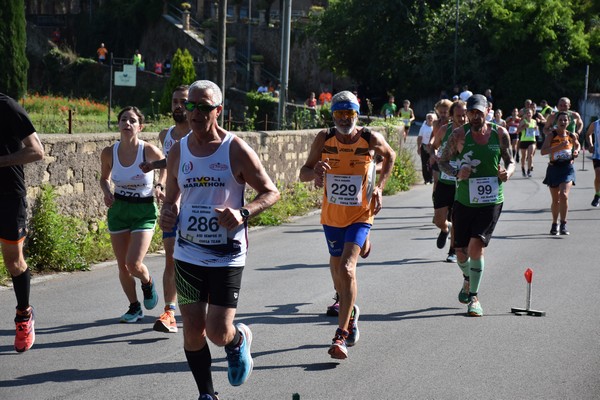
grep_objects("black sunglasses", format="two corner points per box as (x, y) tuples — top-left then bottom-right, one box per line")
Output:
(184, 101), (220, 113)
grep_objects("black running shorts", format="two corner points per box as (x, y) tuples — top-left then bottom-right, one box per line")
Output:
(452, 202), (503, 248)
(0, 197), (27, 243)
(174, 259), (243, 308)
(433, 181), (456, 209)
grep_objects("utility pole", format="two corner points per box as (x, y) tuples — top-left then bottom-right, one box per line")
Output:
(246, 0), (252, 91)
(277, 0), (291, 129)
(218, 0), (227, 125)
(453, 0), (459, 87)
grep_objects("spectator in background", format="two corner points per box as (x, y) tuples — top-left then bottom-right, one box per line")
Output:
(459, 85), (473, 101)
(154, 61), (163, 75)
(257, 81), (269, 94)
(97, 43), (108, 64)
(417, 113), (436, 184)
(319, 88), (332, 105)
(133, 50), (142, 69)
(163, 57), (172, 75)
(51, 28), (61, 45)
(305, 92), (317, 109)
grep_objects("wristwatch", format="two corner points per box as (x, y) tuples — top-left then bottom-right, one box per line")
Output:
(239, 207), (250, 221)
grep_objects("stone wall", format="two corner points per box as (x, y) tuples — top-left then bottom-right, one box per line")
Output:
(24, 129), (320, 220)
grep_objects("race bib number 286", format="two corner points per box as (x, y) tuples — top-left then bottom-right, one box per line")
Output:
(179, 204), (227, 245)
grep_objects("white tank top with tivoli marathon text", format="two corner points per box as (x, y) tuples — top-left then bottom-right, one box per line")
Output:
(174, 132), (247, 267)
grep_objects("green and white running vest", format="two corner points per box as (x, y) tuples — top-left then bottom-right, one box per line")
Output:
(455, 124), (504, 207)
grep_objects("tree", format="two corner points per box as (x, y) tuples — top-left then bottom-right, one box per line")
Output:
(160, 48), (197, 114)
(0, 2), (29, 99)
(311, 0), (597, 111)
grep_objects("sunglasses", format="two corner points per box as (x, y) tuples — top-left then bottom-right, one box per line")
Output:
(184, 101), (220, 113)
(333, 110), (358, 119)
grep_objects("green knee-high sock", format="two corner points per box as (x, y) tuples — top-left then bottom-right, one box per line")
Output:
(469, 257), (485, 294)
(458, 259), (470, 277)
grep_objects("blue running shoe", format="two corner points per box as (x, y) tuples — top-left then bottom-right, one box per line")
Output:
(142, 278), (158, 310)
(226, 323), (253, 386)
(120, 303), (144, 323)
(199, 393), (219, 400)
(346, 305), (360, 347)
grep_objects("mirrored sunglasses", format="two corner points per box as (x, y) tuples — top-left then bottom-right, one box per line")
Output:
(333, 110), (357, 119)
(184, 101), (220, 113)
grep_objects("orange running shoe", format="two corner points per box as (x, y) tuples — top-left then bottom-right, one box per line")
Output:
(328, 328), (348, 360)
(15, 306), (35, 353)
(153, 308), (178, 333)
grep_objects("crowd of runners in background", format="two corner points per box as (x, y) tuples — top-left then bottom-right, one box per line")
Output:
(3, 84), (600, 400)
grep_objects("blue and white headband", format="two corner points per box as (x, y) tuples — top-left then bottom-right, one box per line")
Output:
(331, 101), (360, 112)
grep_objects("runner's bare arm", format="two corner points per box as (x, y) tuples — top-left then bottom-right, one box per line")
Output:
(498, 127), (515, 181)
(299, 129), (329, 187)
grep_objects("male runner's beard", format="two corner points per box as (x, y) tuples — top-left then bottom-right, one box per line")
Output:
(335, 118), (357, 135)
(173, 110), (187, 123)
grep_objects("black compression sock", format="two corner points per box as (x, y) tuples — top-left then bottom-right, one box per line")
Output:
(12, 268), (31, 311)
(226, 326), (242, 348)
(185, 345), (215, 396)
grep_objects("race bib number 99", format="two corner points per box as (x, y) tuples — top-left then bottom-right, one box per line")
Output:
(468, 177), (499, 204)
(326, 174), (362, 206)
(180, 204), (227, 245)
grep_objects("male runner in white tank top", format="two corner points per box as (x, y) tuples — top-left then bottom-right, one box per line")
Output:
(159, 80), (279, 400)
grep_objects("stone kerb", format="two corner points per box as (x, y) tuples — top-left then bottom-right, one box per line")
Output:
(25, 129), (320, 221)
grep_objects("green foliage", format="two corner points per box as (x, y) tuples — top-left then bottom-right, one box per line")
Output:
(22, 185), (164, 279)
(290, 107), (322, 130)
(383, 147), (418, 195)
(160, 48), (197, 114)
(0, 1), (28, 99)
(368, 117), (406, 148)
(0, 258), (7, 285)
(26, 185), (87, 272)
(78, 219), (114, 264)
(245, 91), (279, 130)
(311, 0), (598, 110)
(248, 181), (322, 226)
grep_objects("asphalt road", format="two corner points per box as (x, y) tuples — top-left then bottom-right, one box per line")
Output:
(1, 142), (600, 400)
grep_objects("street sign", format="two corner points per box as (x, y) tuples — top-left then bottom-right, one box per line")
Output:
(114, 64), (137, 87)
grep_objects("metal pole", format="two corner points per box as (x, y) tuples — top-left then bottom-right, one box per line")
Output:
(108, 52), (113, 130)
(453, 0), (459, 87)
(526, 282), (532, 311)
(582, 64), (589, 171)
(277, 0), (292, 129)
(217, 0), (227, 126)
(246, 0), (252, 91)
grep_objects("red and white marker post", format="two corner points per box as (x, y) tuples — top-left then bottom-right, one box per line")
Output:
(510, 268), (546, 316)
